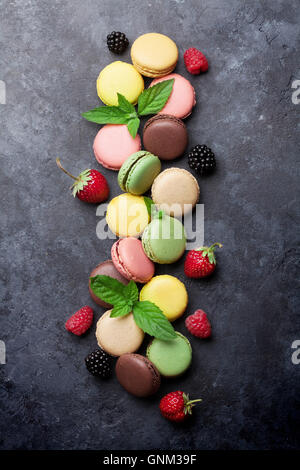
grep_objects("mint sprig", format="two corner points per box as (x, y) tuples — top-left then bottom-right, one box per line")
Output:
(89, 275), (176, 341)
(82, 79), (174, 138)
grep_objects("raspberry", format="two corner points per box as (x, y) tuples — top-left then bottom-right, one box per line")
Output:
(85, 349), (112, 378)
(65, 306), (93, 336)
(184, 48), (208, 75)
(185, 310), (212, 338)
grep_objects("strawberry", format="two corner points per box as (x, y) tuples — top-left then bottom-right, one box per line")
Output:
(159, 391), (202, 422)
(185, 309), (211, 338)
(56, 158), (109, 203)
(184, 47), (208, 75)
(184, 243), (222, 278)
(65, 306), (93, 336)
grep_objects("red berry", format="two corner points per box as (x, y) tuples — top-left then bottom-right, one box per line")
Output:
(184, 48), (208, 75)
(159, 391), (202, 422)
(56, 158), (109, 204)
(184, 243), (222, 278)
(185, 310), (212, 338)
(65, 306), (93, 336)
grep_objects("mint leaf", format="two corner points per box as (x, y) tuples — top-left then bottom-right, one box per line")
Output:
(82, 106), (130, 124)
(123, 280), (139, 303)
(137, 79), (174, 116)
(117, 93), (136, 115)
(133, 301), (176, 340)
(143, 196), (155, 218)
(90, 275), (128, 305)
(127, 117), (140, 138)
(110, 301), (132, 318)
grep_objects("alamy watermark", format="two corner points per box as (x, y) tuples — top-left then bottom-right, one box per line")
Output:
(291, 340), (300, 365)
(0, 80), (6, 104)
(291, 80), (300, 104)
(0, 340), (6, 364)
(95, 203), (204, 249)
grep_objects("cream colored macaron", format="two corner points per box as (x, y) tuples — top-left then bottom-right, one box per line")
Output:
(151, 168), (200, 217)
(131, 33), (178, 78)
(96, 310), (144, 357)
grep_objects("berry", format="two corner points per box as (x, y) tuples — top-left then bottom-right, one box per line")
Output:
(185, 310), (211, 338)
(184, 47), (208, 75)
(56, 158), (109, 203)
(107, 31), (129, 54)
(188, 145), (216, 176)
(159, 391), (202, 422)
(65, 306), (93, 336)
(184, 243), (222, 278)
(85, 349), (112, 378)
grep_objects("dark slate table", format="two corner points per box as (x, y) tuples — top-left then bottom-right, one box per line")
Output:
(0, 0), (299, 450)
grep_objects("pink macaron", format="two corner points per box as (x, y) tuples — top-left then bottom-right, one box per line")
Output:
(150, 73), (196, 119)
(111, 238), (155, 283)
(93, 124), (141, 170)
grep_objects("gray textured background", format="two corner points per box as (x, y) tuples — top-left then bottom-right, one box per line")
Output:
(0, 0), (299, 450)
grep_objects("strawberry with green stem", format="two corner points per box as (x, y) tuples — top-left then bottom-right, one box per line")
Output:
(184, 242), (223, 278)
(56, 158), (109, 204)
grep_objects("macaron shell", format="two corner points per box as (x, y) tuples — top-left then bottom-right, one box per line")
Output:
(93, 125), (141, 171)
(111, 238), (155, 283)
(106, 193), (150, 238)
(142, 215), (186, 264)
(118, 151), (146, 192)
(152, 168), (199, 217)
(131, 33), (178, 77)
(150, 73), (196, 119)
(143, 115), (188, 161)
(96, 310), (144, 357)
(116, 353), (161, 397)
(97, 61), (144, 106)
(89, 260), (129, 308)
(147, 332), (192, 377)
(140, 275), (188, 321)
(118, 151), (161, 195)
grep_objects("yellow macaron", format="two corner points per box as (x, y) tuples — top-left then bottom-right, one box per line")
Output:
(97, 61), (144, 106)
(131, 33), (178, 78)
(140, 275), (188, 321)
(106, 193), (150, 238)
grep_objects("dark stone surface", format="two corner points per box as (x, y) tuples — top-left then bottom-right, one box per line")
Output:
(0, 0), (299, 450)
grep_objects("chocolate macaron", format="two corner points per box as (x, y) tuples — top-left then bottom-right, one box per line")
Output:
(143, 114), (188, 161)
(89, 260), (128, 308)
(116, 353), (161, 397)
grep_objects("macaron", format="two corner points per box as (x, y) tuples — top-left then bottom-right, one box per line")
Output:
(116, 353), (161, 397)
(147, 332), (192, 377)
(89, 260), (129, 308)
(142, 213), (186, 264)
(96, 310), (144, 357)
(152, 168), (199, 217)
(97, 61), (144, 106)
(131, 33), (178, 78)
(111, 237), (155, 283)
(143, 115), (188, 161)
(118, 151), (161, 195)
(150, 73), (196, 119)
(106, 193), (150, 238)
(93, 125), (141, 171)
(140, 275), (188, 321)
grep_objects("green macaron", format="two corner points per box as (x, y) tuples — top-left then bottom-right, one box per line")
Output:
(147, 332), (192, 377)
(142, 212), (186, 264)
(118, 151), (161, 196)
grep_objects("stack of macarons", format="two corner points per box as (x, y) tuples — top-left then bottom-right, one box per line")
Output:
(75, 32), (211, 400)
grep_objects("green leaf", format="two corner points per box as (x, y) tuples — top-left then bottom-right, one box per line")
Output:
(89, 275), (128, 305)
(123, 280), (139, 303)
(82, 106), (130, 124)
(110, 301), (132, 318)
(133, 301), (176, 340)
(143, 196), (155, 218)
(137, 79), (175, 116)
(117, 93), (136, 115)
(127, 117), (140, 138)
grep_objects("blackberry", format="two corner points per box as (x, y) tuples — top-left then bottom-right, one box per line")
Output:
(188, 145), (216, 176)
(85, 349), (112, 378)
(107, 31), (129, 54)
